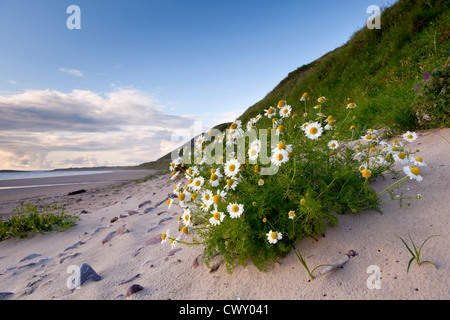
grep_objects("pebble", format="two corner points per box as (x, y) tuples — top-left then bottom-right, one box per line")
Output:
(79, 263), (102, 286)
(0, 292), (14, 300)
(119, 274), (140, 285)
(138, 200), (152, 209)
(64, 241), (85, 251)
(126, 284), (143, 297)
(19, 253), (41, 262)
(110, 217), (118, 223)
(143, 207), (154, 214)
(145, 234), (162, 246)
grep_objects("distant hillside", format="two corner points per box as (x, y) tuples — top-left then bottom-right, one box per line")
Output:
(138, 0), (449, 170)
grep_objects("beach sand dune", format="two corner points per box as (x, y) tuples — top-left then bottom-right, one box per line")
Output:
(0, 129), (448, 300)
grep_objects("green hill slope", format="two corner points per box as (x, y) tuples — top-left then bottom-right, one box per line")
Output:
(138, 0), (449, 171)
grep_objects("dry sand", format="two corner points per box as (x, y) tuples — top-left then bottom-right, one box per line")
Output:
(0, 129), (448, 301)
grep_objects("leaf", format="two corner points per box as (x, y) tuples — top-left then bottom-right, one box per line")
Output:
(407, 257), (415, 274)
(418, 235), (440, 258)
(397, 236), (415, 258)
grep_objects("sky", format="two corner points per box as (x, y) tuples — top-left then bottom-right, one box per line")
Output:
(0, 0), (395, 170)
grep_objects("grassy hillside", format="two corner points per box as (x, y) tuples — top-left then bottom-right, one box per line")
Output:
(138, 0), (449, 171)
(239, 0), (449, 135)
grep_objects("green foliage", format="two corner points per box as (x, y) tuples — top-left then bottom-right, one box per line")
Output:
(417, 66), (450, 127)
(167, 94), (424, 272)
(397, 234), (440, 273)
(0, 201), (79, 240)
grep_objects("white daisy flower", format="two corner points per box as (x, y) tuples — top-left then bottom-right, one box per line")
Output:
(224, 158), (241, 177)
(191, 176), (205, 191)
(393, 152), (409, 164)
(248, 146), (260, 161)
(264, 106), (276, 118)
(410, 157), (427, 167)
(359, 164), (368, 172)
(170, 171), (180, 180)
(301, 122), (311, 132)
(272, 142), (292, 153)
(224, 178), (238, 191)
(169, 157), (182, 172)
(182, 209), (192, 226)
(288, 210), (295, 220)
(403, 131), (418, 142)
(271, 149), (289, 166)
(279, 105), (292, 118)
(266, 230), (282, 244)
(277, 100), (287, 108)
(201, 189), (213, 204)
(317, 96), (326, 103)
(227, 203), (244, 219)
(201, 199), (213, 212)
(209, 169), (222, 187)
(212, 189), (227, 204)
(372, 156), (387, 165)
(186, 166), (199, 177)
(173, 182), (182, 195)
(346, 102), (357, 109)
(167, 198), (173, 210)
(161, 229), (170, 244)
(177, 190), (191, 206)
(209, 205), (225, 226)
(170, 236), (180, 250)
(403, 166), (423, 181)
(250, 139), (262, 152)
(304, 122), (323, 140)
(328, 140), (339, 150)
(300, 92), (308, 101)
(361, 134), (373, 142)
(258, 179), (264, 186)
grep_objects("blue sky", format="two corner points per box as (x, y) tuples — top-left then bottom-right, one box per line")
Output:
(0, 0), (394, 170)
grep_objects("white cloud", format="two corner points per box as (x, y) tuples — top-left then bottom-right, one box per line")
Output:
(0, 87), (197, 170)
(8, 80), (17, 84)
(59, 68), (84, 77)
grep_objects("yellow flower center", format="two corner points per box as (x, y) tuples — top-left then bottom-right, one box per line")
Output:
(318, 97), (325, 102)
(213, 212), (221, 221)
(331, 143), (336, 148)
(211, 169), (216, 174)
(204, 194), (210, 201)
(268, 108), (274, 114)
(288, 211), (295, 217)
(276, 153), (284, 161)
(182, 226), (189, 234)
(232, 205), (239, 213)
(161, 233), (167, 240)
(226, 179), (233, 187)
(278, 142), (286, 150)
(230, 123), (238, 130)
(278, 100), (286, 108)
(270, 232), (278, 239)
(415, 157), (423, 162)
(262, 218), (267, 223)
(410, 167), (420, 176)
(167, 199), (171, 206)
(187, 168), (194, 175)
(211, 174), (218, 181)
(362, 169), (371, 178)
(407, 134), (413, 139)
(309, 127), (318, 135)
(398, 152), (406, 159)
(328, 120), (335, 126)
(229, 164), (236, 172)
(195, 180), (201, 187)
(250, 149), (257, 156)
(365, 134), (372, 140)
(191, 193), (198, 201)
(370, 147), (376, 152)
(277, 125), (286, 133)
(392, 146), (399, 152)
(302, 92), (308, 98)
(348, 103), (355, 108)
(178, 193), (186, 201)
(254, 165), (261, 173)
(213, 195), (221, 204)
(184, 214), (190, 221)
(300, 199), (306, 205)
(283, 108), (289, 114)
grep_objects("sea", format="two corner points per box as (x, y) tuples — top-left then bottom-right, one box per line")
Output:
(0, 170), (111, 181)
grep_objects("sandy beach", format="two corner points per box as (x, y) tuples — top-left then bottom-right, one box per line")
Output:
(0, 128), (448, 302)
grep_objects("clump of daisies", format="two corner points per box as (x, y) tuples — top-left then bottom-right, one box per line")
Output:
(166, 95), (427, 272)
